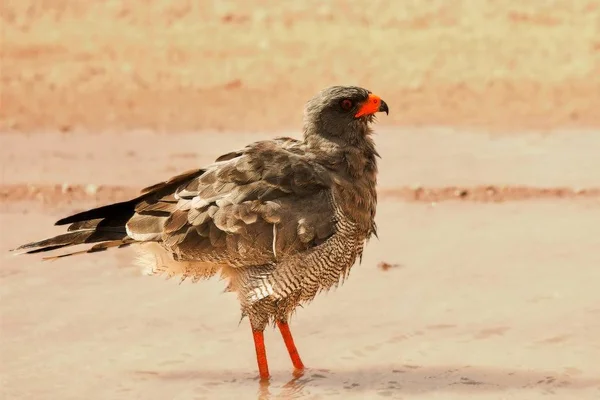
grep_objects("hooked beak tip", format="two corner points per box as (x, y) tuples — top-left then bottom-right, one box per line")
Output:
(379, 100), (389, 115)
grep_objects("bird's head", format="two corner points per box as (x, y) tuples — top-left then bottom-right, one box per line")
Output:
(303, 86), (389, 144)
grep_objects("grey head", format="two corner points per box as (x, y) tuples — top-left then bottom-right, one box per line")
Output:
(303, 86), (389, 144)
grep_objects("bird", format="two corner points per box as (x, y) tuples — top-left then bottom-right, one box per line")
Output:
(12, 85), (389, 380)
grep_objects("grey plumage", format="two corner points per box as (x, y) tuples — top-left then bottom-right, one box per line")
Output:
(12, 86), (389, 379)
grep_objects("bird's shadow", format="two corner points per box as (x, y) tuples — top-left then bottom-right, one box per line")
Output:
(133, 364), (600, 399)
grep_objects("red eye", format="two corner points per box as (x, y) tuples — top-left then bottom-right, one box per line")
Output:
(340, 99), (353, 111)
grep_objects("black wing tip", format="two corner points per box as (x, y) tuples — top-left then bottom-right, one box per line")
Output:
(55, 217), (72, 226)
(54, 200), (134, 226)
(55, 211), (88, 226)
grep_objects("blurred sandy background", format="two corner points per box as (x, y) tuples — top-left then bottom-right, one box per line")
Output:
(1, 2), (600, 400)
(2, 0), (600, 132)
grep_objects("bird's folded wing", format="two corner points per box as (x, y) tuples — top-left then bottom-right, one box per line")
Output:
(126, 139), (338, 267)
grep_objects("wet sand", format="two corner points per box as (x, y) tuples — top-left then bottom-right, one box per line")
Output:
(1, 129), (599, 399)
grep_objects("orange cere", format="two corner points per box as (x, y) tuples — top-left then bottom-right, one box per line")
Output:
(355, 93), (382, 117)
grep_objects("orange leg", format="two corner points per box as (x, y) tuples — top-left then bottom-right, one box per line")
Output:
(276, 321), (305, 371)
(252, 329), (270, 380)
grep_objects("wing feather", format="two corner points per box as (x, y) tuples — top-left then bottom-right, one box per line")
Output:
(128, 139), (337, 267)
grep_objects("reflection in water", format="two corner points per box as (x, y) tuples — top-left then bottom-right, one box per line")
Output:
(258, 369), (328, 400)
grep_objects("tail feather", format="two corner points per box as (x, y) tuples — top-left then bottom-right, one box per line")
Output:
(12, 200), (138, 255)
(42, 240), (135, 261)
(13, 228), (128, 253)
(22, 244), (71, 255)
(67, 218), (104, 231)
(13, 168), (207, 260)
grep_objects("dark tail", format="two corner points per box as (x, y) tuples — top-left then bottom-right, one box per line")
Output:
(11, 200), (138, 259)
(11, 167), (206, 260)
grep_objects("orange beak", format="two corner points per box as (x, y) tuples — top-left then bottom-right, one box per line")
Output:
(355, 93), (389, 118)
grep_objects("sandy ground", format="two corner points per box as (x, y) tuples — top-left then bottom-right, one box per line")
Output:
(2, 1), (600, 399)
(1, 129), (600, 400)
(2, 1), (600, 132)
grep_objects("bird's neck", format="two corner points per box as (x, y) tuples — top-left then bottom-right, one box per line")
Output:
(304, 122), (379, 180)
(304, 124), (379, 237)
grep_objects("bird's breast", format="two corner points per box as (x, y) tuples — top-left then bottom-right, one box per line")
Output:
(331, 178), (377, 238)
